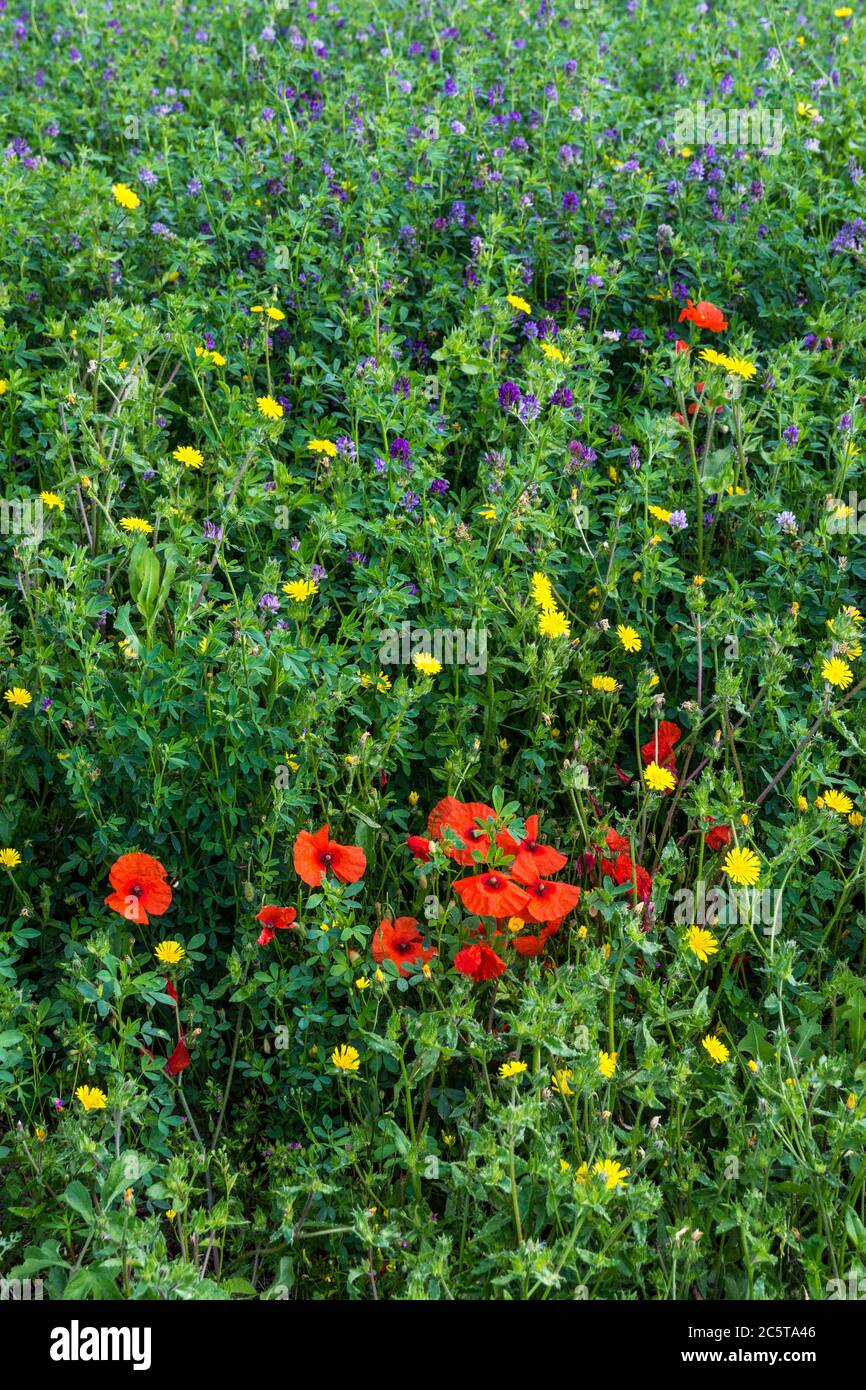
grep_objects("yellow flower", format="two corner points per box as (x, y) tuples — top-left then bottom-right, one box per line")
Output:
(40, 491), (64, 511)
(724, 355), (757, 381)
(413, 652), (442, 676)
(797, 101), (818, 120)
(722, 846), (760, 886)
(616, 624), (641, 653)
(4, 686), (32, 708)
(834, 7), (853, 16)
(698, 347), (729, 369)
(591, 675), (618, 693)
(552, 1069), (574, 1095)
(797, 796), (808, 812)
(530, 572), (555, 608)
(701, 1035), (729, 1064)
(76, 1084), (108, 1111)
(331, 1044), (361, 1071)
(375, 672), (392, 692)
(685, 926), (718, 963)
(747, 1059), (759, 1073)
(499, 1059), (528, 1079)
(593, 1159), (628, 1190)
(408, 790), (420, 806)
(172, 445), (204, 469)
(823, 789), (854, 815)
(540, 341), (565, 362)
(282, 579), (318, 603)
(166, 1208), (177, 1220)
(538, 608), (571, 639)
(506, 293), (531, 314)
(822, 656), (854, 689)
(120, 517), (153, 534)
(644, 761), (676, 793)
(307, 438), (337, 456)
(35, 1126), (47, 1143)
(154, 940), (185, 965)
(846, 1092), (857, 1109)
(849, 811), (864, 828)
(0, 379), (7, 395)
(257, 395), (284, 420)
(693, 574), (704, 587)
(112, 182), (140, 210)
(506, 916), (526, 934)
(598, 1050), (617, 1079)
(355, 977), (371, 990)
(648, 504), (672, 522)
(478, 505), (497, 521)
(0, 848), (22, 869)
(560, 1157), (571, 1173)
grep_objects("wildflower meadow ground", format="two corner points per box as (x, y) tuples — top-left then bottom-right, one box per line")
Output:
(1, 0), (866, 1319)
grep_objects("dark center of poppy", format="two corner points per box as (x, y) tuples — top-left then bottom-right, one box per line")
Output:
(394, 939), (413, 953)
(485, 874), (502, 889)
(467, 828), (483, 841)
(533, 881), (548, 896)
(523, 839), (538, 852)
(320, 853), (333, 867)
(129, 884), (142, 896)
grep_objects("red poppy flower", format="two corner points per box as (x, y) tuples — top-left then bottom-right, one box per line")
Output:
(675, 339), (690, 353)
(514, 873), (581, 922)
(406, 834), (432, 862)
(255, 904), (298, 946)
(704, 822), (732, 851)
(604, 827), (631, 854)
(452, 871), (532, 918)
(496, 814), (567, 878)
(640, 720), (682, 771)
(293, 824), (367, 887)
(372, 916), (436, 977)
(454, 942), (507, 982)
(428, 797), (496, 866)
(677, 298), (728, 332)
(164, 1035), (191, 1076)
(603, 851), (653, 903)
(105, 852), (172, 925)
(164, 977), (178, 1002)
(512, 921), (560, 957)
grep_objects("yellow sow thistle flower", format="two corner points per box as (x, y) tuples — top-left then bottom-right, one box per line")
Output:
(644, 761), (676, 793)
(154, 940), (185, 966)
(257, 395), (284, 420)
(40, 491), (64, 511)
(616, 623), (641, 653)
(478, 505), (497, 521)
(4, 686), (32, 708)
(355, 977), (370, 990)
(552, 1069), (574, 1095)
(648, 504), (672, 523)
(598, 1050), (616, 1079)
(701, 1035), (730, 1064)
(822, 789), (854, 815)
(413, 652), (442, 676)
(76, 1084), (108, 1111)
(506, 293), (531, 314)
(538, 609), (571, 639)
(821, 656), (854, 689)
(850, 811), (864, 828)
(540, 341), (565, 362)
(282, 579), (318, 603)
(722, 845), (760, 886)
(530, 571), (555, 608)
(111, 182), (140, 210)
(172, 445), (204, 469)
(0, 379), (8, 395)
(307, 438), (337, 456)
(331, 1044), (361, 1071)
(250, 305), (286, 321)
(499, 1059), (527, 1080)
(685, 925), (719, 962)
(797, 795), (808, 812)
(747, 1059), (759, 1073)
(593, 1159), (628, 1190)
(0, 848), (22, 869)
(591, 675), (618, 693)
(120, 517), (154, 534)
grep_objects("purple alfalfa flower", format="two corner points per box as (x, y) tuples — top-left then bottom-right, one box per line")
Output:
(569, 440), (597, 467)
(830, 218), (866, 255)
(310, 564), (327, 583)
(151, 221), (173, 239)
(586, 273), (604, 288)
(406, 581), (420, 597)
(704, 512), (715, 527)
(203, 519), (223, 543)
(345, 550), (369, 566)
(335, 436), (356, 460)
(259, 593), (280, 612)
(550, 386), (574, 407)
(668, 509), (688, 531)
(290, 535), (301, 551)
(839, 413), (854, 434)
(402, 491), (420, 512)
(628, 444), (641, 469)
(498, 380), (521, 410)
(429, 478), (449, 495)
(775, 510), (798, 535)
(782, 425), (799, 445)
(138, 166), (158, 187)
(848, 157), (864, 186)
(40, 696), (52, 711)
(276, 396), (291, 413)
(390, 436), (411, 462)
(373, 456), (387, 474)
(141, 469), (157, 481)
(718, 72), (734, 97)
(561, 190), (579, 213)
(518, 393), (540, 424)
(392, 376), (410, 398)
(187, 177), (202, 196)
